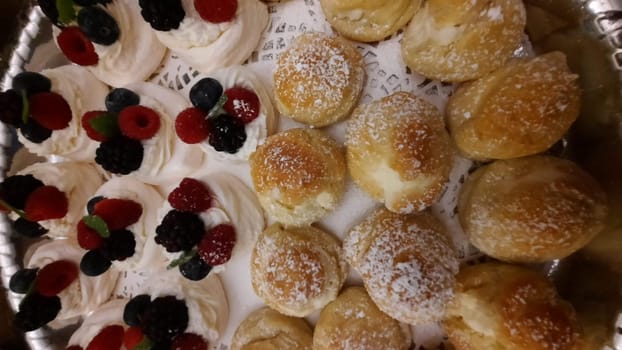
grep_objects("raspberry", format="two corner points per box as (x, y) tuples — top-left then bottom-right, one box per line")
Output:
(82, 111), (111, 142)
(175, 107), (209, 144)
(155, 210), (204, 252)
(77, 220), (104, 250)
(14, 293), (61, 331)
(36, 260), (79, 297)
(93, 198), (143, 230)
(95, 136), (144, 175)
(194, 0), (237, 23)
(29, 92), (72, 130)
(86, 325), (124, 350)
(119, 105), (161, 140)
(0, 174), (44, 210)
(198, 224), (236, 266)
(172, 333), (208, 350)
(168, 178), (212, 213)
(141, 296), (189, 343)
(123, 326), (144, 350)
(24, 185), (68, 222)
(57, 27), (99, 66)
(223, 87), (260, 124)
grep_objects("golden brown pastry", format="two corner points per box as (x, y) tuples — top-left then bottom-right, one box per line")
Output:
(231, 307), (313, 350)
(250, 128), (346, 226)
(273, 32), (365, 127)
(251, 224), (347, 317)
(458, 155), (608, 263)
(446, 52), (581, 160)
(313, 286), (412, 350)
(444, 263), (583, 350)
(401, 0), (526, 82)
(343, 208), (459, 325)
(320, 0), (420, 42)
(346, 92), (454, 214)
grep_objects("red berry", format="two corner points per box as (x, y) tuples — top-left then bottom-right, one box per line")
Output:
(86, 325), (124, 350)
(123, 326), (144, 350)
(66, 346), (83, 350)
(93, 198), (143, 230)
(82, 111), (109, 142)
(172, 333), (208, 350)
(198, 224), (236, 266)
(168, 178), (212, 213)
(194, 0), (238, 23)
(119, 105), (161, 140)
(77, 220), (104, 250)
(24, 185), (68, 222)
(36, 260), (79, 297)
(175, 107), (210, 144)
(29, 92), (72, 130)
(223, 87), (260, 124)
(57, 27), (99, 66)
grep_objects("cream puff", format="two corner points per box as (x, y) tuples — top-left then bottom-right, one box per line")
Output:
(231, 307), (313, 350)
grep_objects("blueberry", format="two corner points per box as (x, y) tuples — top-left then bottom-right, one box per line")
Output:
(80, 249), (112, 276)
(21, 118), (52, 143)
(179, 254), (212, 281)
(105, 88), (140, 113)
(9, 268), (38, 294)
(77, 6), (120, 46)
(189, 78), (223, 112)
(12, 72), (52, 97)
(124, 294), (151, 327)
(12, 218), (48, 238)
(14, 293), (61, 332)
(1, 175), (44, 210)
(87, 196), (106, 215)
(208, 114), (247, 154)
(0, 90), (24, 127)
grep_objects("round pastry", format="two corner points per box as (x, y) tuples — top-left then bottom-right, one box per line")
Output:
(176, 65), (277, 161)
(231, 307), (313, 350)
(343, 207), (459, 325)
(3, 161), (104, 239)
(251, 224), (347, 317)
(66, 299), (128, 349)
(446, 52), (581, 160)
(400, 0), (526, 82)
(458, 155), (608, 263)
(140, 0), (269, 74)
(320, 0), (419, 42)
(444, 263), (583, 350)
(346, 92), (454, 214)
(314, 286), (412, 350)
(249, 128), (346, 226)
(273, 32), (365, 127)
(47, 0), (167, 87)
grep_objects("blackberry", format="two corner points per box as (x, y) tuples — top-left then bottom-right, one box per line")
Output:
(12, 72), (52, 97)
(87, 196), (105, 215)
(124, 294), (151, 327)
(100, 229), (136, 261)
(189, 78), (223, 112)
(141, 296), (189, 343)
(105, 88), (139, 113)
(155, 210), (204, 252)
(78, 6), (120, 45)
(0, 174), (44, 209)
(14, 293), (61, 331)
(12, 218), (48, 238)
(208, 114), (247, 154)
(179, 254), (212, 281)
(95, 136), (144, 175)
(37, 0), (60, 26)
(0, 90), (24, 127)
(139, 0), (185, 31)
(20, 118), (52, 144)
(9, 268), (38, 294)
(80, 249), (112, 276)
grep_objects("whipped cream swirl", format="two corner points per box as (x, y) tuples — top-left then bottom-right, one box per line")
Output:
(67, 299), (128, 349)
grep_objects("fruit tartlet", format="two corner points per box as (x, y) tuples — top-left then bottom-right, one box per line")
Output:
(40, 0), (167, 87)
(77, 177), (166, 277)
(83, 83), (205, 186)
(1, 161), (104, 239)
(155, 172), (265, 281)
(0, 66), (108, 161)
(9, 239), (119, 331)
(139, 0), (269, 73)
(175, 65), (277, 161)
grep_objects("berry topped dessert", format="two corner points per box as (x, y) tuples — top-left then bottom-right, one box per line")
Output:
(175, 66), (276, 161)
(83, 83), (205, 186)
(77, 177), (165, 276)
(11, 239), (119, 331)
(66, 299), (130, 350)
(155, 172), (264, 280)
(40, 0), (166, 87)
(0, 66), (108, 161)
(1, 161), (104, 239)
(139, 0), (268, 73)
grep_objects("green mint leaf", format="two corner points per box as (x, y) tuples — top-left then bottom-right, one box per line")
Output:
(56, 0), (77, 25)
(88, 113), (120, 138)
(82, 215), (110, 238)
(0, 199), (26, 219)
(207, 94), (228, 119)
(167, 249), (197, 269)
(21, 90), (29, 124)
(133, 337), (153, 350)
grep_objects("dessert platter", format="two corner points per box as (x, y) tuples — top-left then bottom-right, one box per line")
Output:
(0, 0), (621, 349)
